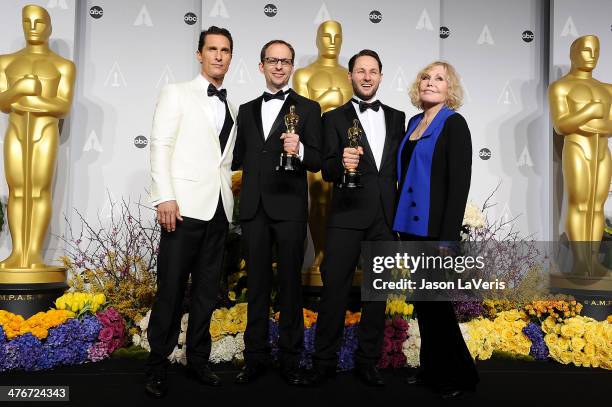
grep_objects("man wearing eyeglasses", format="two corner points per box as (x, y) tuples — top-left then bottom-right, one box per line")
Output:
(232, 40), (322, 386)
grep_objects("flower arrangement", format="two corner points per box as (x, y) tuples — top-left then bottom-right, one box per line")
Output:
(88, 307), (126, 361)
(58, 196), (159, 331)
(385, 297), (414, 319)
(0, 291), (127, 372)
(55, 292), (106, 315)
(492, 310), (531, 356)
(523, 296), (583, 322)
(542, 315), (611, 369)
(402, 318), (421, 367)
(377, 317), (409, 369)
(453, 301), (486, 322)
(0, 309), (74, 340)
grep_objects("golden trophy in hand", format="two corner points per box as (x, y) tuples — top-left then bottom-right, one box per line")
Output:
(339, 119), (363, 188)
(276, 105), (301, 171)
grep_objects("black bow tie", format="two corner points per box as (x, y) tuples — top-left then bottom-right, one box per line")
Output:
(207, 83), (227, 102)
(354, 98), (381, 113)
(263, 90), (288, 102)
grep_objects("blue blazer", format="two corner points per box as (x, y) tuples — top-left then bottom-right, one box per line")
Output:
(393, 106), (472, 241)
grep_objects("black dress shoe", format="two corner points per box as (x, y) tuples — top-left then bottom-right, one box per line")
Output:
(439, 388), (474, 400)
(436, 384), (475, 400)
(354, 365), (385, 387)
(405, 373), (425, 386)
(144, 375), (167, 398)
(280, 367), (308, 386)
(235, 364), (266, 384)
(188, 364), (221, 386)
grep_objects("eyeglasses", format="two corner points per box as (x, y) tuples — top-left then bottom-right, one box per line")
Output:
(263, 57), (293, 66)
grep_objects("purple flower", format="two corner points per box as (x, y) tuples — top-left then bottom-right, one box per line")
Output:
(384, 326), (394, 338)
(338, 325), (358, 371)
(267, 319), (279, 359)
(523, 322), (549, 360)
(1, 333), (43, 371)
(453, 301), (485, 322)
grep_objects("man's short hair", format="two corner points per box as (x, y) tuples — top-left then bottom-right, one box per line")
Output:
(260, 39), (295, 63)
(348, 49), (382, 73)
(198, 26), (233, 53)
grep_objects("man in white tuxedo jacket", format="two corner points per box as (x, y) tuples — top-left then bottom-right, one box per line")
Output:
(145, 26), (236, 398)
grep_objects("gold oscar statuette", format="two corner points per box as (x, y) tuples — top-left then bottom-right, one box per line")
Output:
(339, 119), (363, 189)
(0, 5), (75, 287)
(276, 105), (301, 171)
(293, 21), (354, 283)
(548, 34), (612, 291)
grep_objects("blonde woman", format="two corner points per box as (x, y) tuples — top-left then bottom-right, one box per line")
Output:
(393, 61), (478, 399)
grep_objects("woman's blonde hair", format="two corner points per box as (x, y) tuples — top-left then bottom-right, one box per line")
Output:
(408, 61), (463, 110)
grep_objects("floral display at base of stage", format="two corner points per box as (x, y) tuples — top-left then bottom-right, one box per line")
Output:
(2, 292), (611, 371)
(0, 293), (126, 371)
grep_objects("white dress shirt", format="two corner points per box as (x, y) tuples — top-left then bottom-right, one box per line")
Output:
(352, 96), (386, 170)
(196, 74), (227, 135)
(261, 85), (304, 159)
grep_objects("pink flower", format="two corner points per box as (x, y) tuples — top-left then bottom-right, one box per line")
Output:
(394, 330), (408, 342)
(105, 308), (121, 322)
(111, 322), (124, 337)
(98, 313), (111, 327)
(392, 317), (408, 331)
(391, 353), (407, 368)
(382, 336), (393, 353)
(384, 326), (394, 338)
(393, 339), (403, 353)
(99, 327), (114, 342)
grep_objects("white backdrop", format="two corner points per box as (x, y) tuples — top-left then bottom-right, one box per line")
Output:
(1, 0), (611, 265)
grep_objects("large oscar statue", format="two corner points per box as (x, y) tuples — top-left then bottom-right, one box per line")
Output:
(0, 5), (75, 316)
(293, 20), (353, 285)
(549, 35), (612, 318)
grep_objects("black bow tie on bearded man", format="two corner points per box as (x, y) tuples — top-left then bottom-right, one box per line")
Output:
(353, 98), (381, 113)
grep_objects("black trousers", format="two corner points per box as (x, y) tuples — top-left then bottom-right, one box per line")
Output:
(145, 198), (228, 375)
(400, 232), (479, 390)
(313, 206), (394, 368)
(242, 203), (306, 368)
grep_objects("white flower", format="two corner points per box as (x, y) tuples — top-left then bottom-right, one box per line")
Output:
(138, 310), (151, 331)
(180, 313), (189, 332)
(402, 319), (421, 367)
(168, 345), (187, 365)
(178, 331), (187, 346)
(209, 336), (238, 363)
(132, 334), (141, 347)
(463, 202), (485, 229)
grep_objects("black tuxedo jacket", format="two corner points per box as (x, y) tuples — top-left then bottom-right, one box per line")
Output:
(232, 90), (322, 222)
(322, 101), (406, 229)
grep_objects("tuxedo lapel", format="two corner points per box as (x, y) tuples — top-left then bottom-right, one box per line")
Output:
(251, 96), (265, 143)
(267, 91), (295, 140)
(379, 105), (394, 171)
(189, 79), (220, 151)
(342, 103), (376, 169)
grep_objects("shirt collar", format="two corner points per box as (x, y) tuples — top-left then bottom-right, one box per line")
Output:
(265, 85), (290, 94)
(197, 73), (225, 92)
(352, 95), (379, 105)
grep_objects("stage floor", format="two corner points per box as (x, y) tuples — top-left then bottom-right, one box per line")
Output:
(0, 358), (609, 406)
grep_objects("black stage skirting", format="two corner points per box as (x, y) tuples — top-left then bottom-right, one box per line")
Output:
(0, 358), (609, 406)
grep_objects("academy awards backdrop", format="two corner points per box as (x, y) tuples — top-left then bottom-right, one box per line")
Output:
(0, 0), (611, 267)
